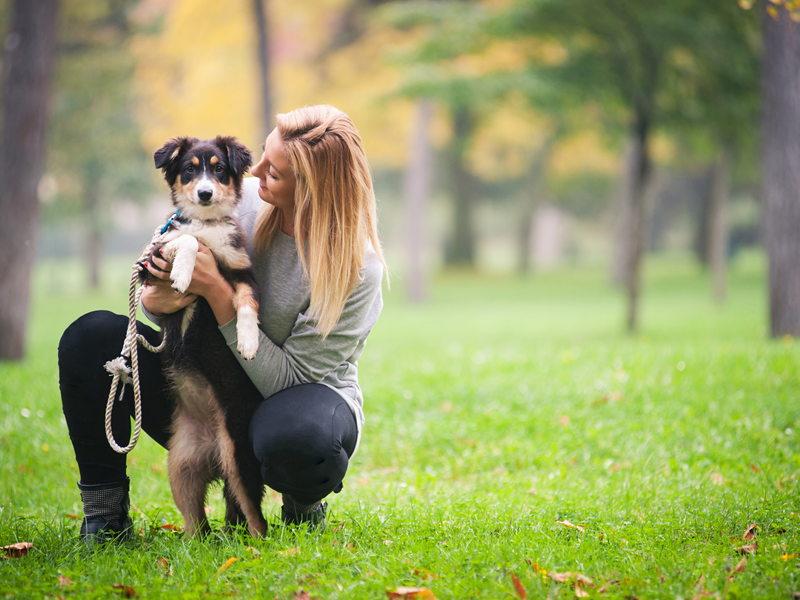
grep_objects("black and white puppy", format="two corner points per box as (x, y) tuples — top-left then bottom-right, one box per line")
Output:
(142, 136), (267, 538)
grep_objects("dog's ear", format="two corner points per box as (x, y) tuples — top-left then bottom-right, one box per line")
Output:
(215, 136), (253, 176)
(154, 137), (195, 170)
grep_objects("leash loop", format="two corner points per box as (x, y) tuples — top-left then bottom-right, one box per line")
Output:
(104, 212), (178, 454)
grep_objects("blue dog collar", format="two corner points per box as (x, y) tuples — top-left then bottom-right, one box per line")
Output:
(160, 209), (181, 234)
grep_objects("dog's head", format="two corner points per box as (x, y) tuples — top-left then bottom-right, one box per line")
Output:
(154, 136), (253, 221)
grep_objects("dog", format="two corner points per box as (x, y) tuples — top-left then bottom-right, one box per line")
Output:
(141, 135), (267, 538)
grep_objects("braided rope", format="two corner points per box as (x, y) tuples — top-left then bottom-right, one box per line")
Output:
(104, 220), (171, 454)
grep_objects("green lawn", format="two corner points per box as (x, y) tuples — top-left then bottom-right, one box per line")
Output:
(1, 250), (798, 599)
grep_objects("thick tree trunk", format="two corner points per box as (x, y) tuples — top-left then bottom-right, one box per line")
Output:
(444, 108), (477, 267)
(252, 0), (272, 138)
(761, 5), (800, 337)
(0, 0), (58, 360)
(404, 99), (433, 303)
(624, 109), (651, 333)
(708, 148), (730, 305)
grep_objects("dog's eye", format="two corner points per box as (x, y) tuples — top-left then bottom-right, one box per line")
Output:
(186, 165), (194, 173)
(214, 165), (224, 173)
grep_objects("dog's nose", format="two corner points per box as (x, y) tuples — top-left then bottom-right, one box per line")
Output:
(198, 190), (213, 204)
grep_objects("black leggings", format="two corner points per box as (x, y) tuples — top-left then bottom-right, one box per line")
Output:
(58, 311), (357, 505)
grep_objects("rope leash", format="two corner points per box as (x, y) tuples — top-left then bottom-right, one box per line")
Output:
(104, 212), (179, 454)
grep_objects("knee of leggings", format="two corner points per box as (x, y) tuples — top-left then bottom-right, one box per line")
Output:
(59, 311), (128, 369)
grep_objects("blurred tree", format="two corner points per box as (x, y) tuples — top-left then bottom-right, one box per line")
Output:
(0, 0), (59, 361)
(45, 0), (153, 289)
(487, 0), (761, 330)
(760, 2), (800, 336)
(252, 0), (273, 138)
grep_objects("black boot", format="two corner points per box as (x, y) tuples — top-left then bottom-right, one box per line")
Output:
(77, 477), (134, 545)
(281, 494), (327, 529)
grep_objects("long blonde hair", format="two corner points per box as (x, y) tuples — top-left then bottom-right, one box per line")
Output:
(253, 105), (387, 337)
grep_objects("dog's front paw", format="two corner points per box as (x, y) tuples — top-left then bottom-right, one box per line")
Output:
(170, 268), (192, 294)
(236, 306), (260, 360)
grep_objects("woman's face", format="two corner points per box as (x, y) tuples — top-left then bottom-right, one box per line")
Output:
(250, 128), (296, 214)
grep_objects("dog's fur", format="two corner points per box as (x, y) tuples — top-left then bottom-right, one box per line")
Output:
(141, 136), (267, 538)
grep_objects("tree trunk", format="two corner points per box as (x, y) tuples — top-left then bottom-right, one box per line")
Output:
(708, 148), (730, 305)
(252, 0), (272, 139)
(612, 141), (636, 286)
(517, 132), (558, 275)
(444, 108), (477, 267)
(761, 4), (800, 337)
(0, 0), (58, 360)
(404, 99), (434, 303)
(624, 109), (651, 333)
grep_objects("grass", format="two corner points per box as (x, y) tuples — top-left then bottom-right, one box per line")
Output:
(1, 249), (798, 599)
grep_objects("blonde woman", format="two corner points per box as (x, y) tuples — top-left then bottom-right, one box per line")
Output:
(58, 105), (387, 543)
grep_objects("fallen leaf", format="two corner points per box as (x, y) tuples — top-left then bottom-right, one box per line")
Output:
(549, 572), (572, 583)
(511, 573), (527, 599)
(411, 568), (438, 580)
(112, 584), (137, 598)
(749, 464), (760, 473)
(710, 473), (725, 485)
(246, 546), (261, 559)
(1, 542), (33, 559)
(657, 570), (666, 583)
(386, 587), (437, 599)
(735, 541), (757, 555)
(293, 591), (314, 600)
(156, 557), (169, 570)
(727, 556), (747, 579)
(556, 520), (586, 533)
(160, 523), (182, 531)
(558, 415), (571, 427)
(217, 557), (239, 574)
(58, 576), (73, 587)
(598, 584), (608, 594)
(781, 554), (796, 560)
(441, 402), (453, 412)
(743, 524), (757, 540)
(65, 513), (80, 520)
(575, 586), (589, 598)
(278, 547), (301, 556)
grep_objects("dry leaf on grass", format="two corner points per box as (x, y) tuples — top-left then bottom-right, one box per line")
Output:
(556, 520), (586, 533)
(511, 573), (527, 599)
(743, 524), (757, 541)
(160, 523), (181, 531)
(735, 541), (757, 555)
(558, 415), (571, 427)
(386, 586), (437, 599)
(727, 556), (747, 580)
(709, 473), (725, 485)
(411, 568), (438, 580)
(58, 576), (73, 587)
(217, 557), (239, 574)
(112, 584), (137, 598)
(293, 591), (316, 600)
(279, 547), (301, 556)
(1, 542), (33, 559)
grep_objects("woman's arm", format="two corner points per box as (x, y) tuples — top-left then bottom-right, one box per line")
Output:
(218, 255), (384, 399)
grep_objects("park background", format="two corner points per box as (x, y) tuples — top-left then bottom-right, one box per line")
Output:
(1, 1), (799, 599)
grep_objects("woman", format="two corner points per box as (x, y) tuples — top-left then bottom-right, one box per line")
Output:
(58, 105), (387, 543)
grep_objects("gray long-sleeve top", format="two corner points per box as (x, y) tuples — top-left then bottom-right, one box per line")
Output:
(145, 177), (384, 453)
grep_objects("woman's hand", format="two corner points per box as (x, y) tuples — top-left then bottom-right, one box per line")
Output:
(142, 243), (236, 325)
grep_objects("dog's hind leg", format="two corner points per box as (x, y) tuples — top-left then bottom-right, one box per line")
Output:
(216, 426), (267, 538)
(168, 411), (215, 538)
(222, 481), (246, 531)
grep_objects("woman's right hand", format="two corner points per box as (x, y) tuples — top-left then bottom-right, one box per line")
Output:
(140, 257), (198, 316)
